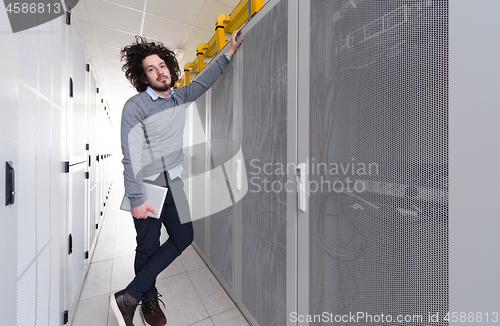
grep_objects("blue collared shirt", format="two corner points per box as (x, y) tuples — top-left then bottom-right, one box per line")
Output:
(145, 85), (175, 101)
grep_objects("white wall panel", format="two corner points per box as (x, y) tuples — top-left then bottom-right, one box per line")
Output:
(17, 263), (36, 326)
(37, 248), (51, 326)
(19, 26), (38, 91)
(37, 99), (52, 251)
(0, 6), (19, 326)
(69, 159), (87, 306)
(51, 18), (63, 107)
(449, 0), (500, 316)
(17, 84), (37, 278)
(49, 239), (61, 326)
(70, 30), (87, 159)
(39, 20), (52, 101)
(51, 105), (63, 237)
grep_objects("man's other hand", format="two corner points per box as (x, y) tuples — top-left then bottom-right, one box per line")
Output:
(226, 28), (243, 58)
(131, 202), (157, 219)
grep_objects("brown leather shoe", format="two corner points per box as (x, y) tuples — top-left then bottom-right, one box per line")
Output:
(110, 290), (139, 326)
(140, 294), (167, 326)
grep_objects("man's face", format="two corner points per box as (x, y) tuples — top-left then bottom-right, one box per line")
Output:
(142, 54), (172, 92)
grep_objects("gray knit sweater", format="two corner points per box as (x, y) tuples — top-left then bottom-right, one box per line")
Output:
(121, 55), (230, 207)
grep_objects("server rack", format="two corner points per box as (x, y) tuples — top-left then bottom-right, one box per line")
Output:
(190, 1), (297, 325)
(0, 8), (114, 325)
(187, 0), (500, 325)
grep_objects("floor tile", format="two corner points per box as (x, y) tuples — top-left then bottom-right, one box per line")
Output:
(160, 227), (169, 243)
(157, 256), (185, 279)
(91, 238), (115, 263)
(188, 266), (235, 316)
(211, 308), (250, 326)
(180, 246), (207, 272)
(116, 215), (137, 237)
(113, 234), (137, 258)
(188, 318), (215, 326)
(101, 212), (118, 227)
(98, 220), (117, 241)
(110, 254), (135, 293)
(79, 260), (113, 300)
(72, 293), (109, 326)
(156, 273), (209, 326)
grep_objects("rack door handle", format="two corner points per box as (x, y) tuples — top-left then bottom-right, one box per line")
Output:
(5, 161), (15, 206)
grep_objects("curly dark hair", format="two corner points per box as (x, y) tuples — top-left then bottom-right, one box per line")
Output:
(120, 36), (181, 92)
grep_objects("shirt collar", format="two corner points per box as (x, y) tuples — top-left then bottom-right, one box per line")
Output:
(146, 86), (175, 101)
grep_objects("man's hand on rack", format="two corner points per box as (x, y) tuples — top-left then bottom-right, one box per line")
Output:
(131, 202), (157, 219)
(226, 28), (243, 58)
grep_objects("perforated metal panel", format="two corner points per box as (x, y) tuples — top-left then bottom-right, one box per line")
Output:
(208, 61), (235, 287)
(240, 1), (288, 324)
(308, 0), (448, 324)
(192, 94), (208, 254)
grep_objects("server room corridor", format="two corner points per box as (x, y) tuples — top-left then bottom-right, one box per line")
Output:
(3, 1), (500, 325)
(70, 162), (249, 326)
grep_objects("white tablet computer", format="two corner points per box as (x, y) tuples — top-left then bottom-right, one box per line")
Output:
(120, 183), (168, 219)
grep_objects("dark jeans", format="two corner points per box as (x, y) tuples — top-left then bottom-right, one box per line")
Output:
(125, 174), (193, 302)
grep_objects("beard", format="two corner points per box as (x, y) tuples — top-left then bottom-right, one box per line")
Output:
(150, 79), (171, 92)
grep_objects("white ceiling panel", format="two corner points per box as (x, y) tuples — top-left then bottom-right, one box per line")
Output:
(143, 37), (178, 52)
(142, 14), (191, 47)
(146, 0), (207, 26)
(94, 68), (106, 81)
(177, 60), (188, 72)
(107, 0), (145, 11)
(85, 0), (142, 34)
(77, 20), (96, 43)
(183, 26), (214, 49)
(90, 56), (103, 69)
(214, 0), (243, 7)
(86, 43), (100, 58)
(102, 59), (125, 72)
(193, 0), (234, 30)
(93, 25), (138, 49)
(105, 70), (128, 81)
(97, 44), (123, 62)
(73, 1), (91, 22)
(179, 47), (197, 63)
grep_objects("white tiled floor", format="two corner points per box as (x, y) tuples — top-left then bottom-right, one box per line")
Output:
(71, 174), (249, 326)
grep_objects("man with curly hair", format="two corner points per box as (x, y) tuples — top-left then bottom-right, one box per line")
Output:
(111, 29), (242, 326)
